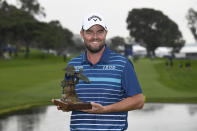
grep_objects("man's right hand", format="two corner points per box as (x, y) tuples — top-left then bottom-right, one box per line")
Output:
(51, 99), (70, 112)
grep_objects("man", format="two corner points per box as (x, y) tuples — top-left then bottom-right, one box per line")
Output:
(54, 13), (144, 131)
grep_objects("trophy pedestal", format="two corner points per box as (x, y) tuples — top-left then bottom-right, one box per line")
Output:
(53, 99), (92, 111)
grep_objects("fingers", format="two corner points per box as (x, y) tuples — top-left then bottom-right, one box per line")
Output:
(51, 99), (61, 110)
(57, 105), (62, 110)
(80, 102), (104, 113)
(80, 102), (96, 112)
(91, 102), (103, 109)
(57, 105), (70, 112)
(51, 99), (55, 103)
(51, 99), (70, 112)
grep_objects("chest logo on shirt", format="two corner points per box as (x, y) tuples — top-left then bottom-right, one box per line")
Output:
(103, 65), (116, 70)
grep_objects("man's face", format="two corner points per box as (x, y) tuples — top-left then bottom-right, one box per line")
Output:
(80, 25), (107, 53)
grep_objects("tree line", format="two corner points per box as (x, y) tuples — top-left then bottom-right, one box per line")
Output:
(1, 0), (197, 59)
(0, 0), (75, 59)
(110, 8), (197, 57)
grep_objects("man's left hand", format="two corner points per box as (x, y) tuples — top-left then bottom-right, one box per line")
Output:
(81, 102), (106, 113)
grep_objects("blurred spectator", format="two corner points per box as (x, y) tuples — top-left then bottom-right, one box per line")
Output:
(179, 63), (183, 71)
(185, 61), (191, 70)
(165, 61), (169, 69)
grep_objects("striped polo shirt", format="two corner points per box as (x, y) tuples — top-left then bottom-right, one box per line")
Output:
(67, 45), (142, 131)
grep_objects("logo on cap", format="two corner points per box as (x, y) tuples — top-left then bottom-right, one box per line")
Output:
(82, 13), (107, 30)
(88, 15), (102, 21)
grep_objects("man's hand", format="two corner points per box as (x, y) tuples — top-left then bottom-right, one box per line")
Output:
(57, 105), (70, 112)
(81, 94), (144, 113)
(81, 102), (106, 113)
(51, 99), (70, 112)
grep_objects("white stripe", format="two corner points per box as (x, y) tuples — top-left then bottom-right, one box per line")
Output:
(86, 101), (118, 104)
(110, 55), (125, 59)
(77, 83), (120, 87)
(109, 60), (126, 63)
(71, 119), (126, 122)
(71, 114), (126, 117)
(85, 73), (121, 77)
(76, 88), (122, 92)
(78, 92), (123, 96)
(83, 68), (123, 72)
(79, 97), (120, 100)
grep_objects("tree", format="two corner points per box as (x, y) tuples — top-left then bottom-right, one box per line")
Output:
(15, 0), (45, 58)
(0, 1), (35, 57)
(186, 8), (197, 42)
(0, 0), (74, 59)
(0, 2), (39, 58)
(126, 8), (185, 56)
(0, 0), (45, 58)
(109, 36), (126, 53)
(48, 20), (74, 55)
(17, 0), (45, 17)
(34, 20), (74, 57)
(0, 1), (9, 57)
(72, 34), (85, 53)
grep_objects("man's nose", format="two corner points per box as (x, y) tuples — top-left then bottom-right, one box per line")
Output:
(93, 33), (98, 39)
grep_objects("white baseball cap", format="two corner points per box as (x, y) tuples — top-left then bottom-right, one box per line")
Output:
(82, 13), (107, 30)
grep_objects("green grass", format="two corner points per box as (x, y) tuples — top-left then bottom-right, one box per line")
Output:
(0, 50), (70, 115)
(155, 59), (197, 91)
(133, 58), (197, 103)
(0, 50), (197, 115)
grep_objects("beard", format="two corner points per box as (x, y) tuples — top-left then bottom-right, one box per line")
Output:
(85, 42), (105, 53)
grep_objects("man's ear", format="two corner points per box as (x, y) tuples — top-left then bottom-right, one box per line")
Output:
(80, 30), (84, 38)
(80, 30), (84, 42)
(105, 30), (108, 35)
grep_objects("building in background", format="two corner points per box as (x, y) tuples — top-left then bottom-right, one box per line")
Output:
(179, 43), (197, 59)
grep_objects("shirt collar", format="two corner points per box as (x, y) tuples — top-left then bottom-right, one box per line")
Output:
(81, 45), (110, 65)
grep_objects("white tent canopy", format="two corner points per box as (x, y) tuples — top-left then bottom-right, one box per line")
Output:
(180, 43), (197, 53)
(132, 45), (146, 52)
(132, 45), (147, 57)
(155, 47), (172, 57)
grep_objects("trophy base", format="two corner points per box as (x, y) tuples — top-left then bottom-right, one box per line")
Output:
(52, 99), (92, 111)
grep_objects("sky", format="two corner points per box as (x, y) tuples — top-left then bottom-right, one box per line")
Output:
(7, 0), (197, 44)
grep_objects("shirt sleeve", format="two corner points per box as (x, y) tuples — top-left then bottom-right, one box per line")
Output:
(122, 59), (142, 97)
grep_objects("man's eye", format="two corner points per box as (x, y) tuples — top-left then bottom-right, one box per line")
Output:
(98, 30), (104, 33)
(86, 31), (92, 34)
